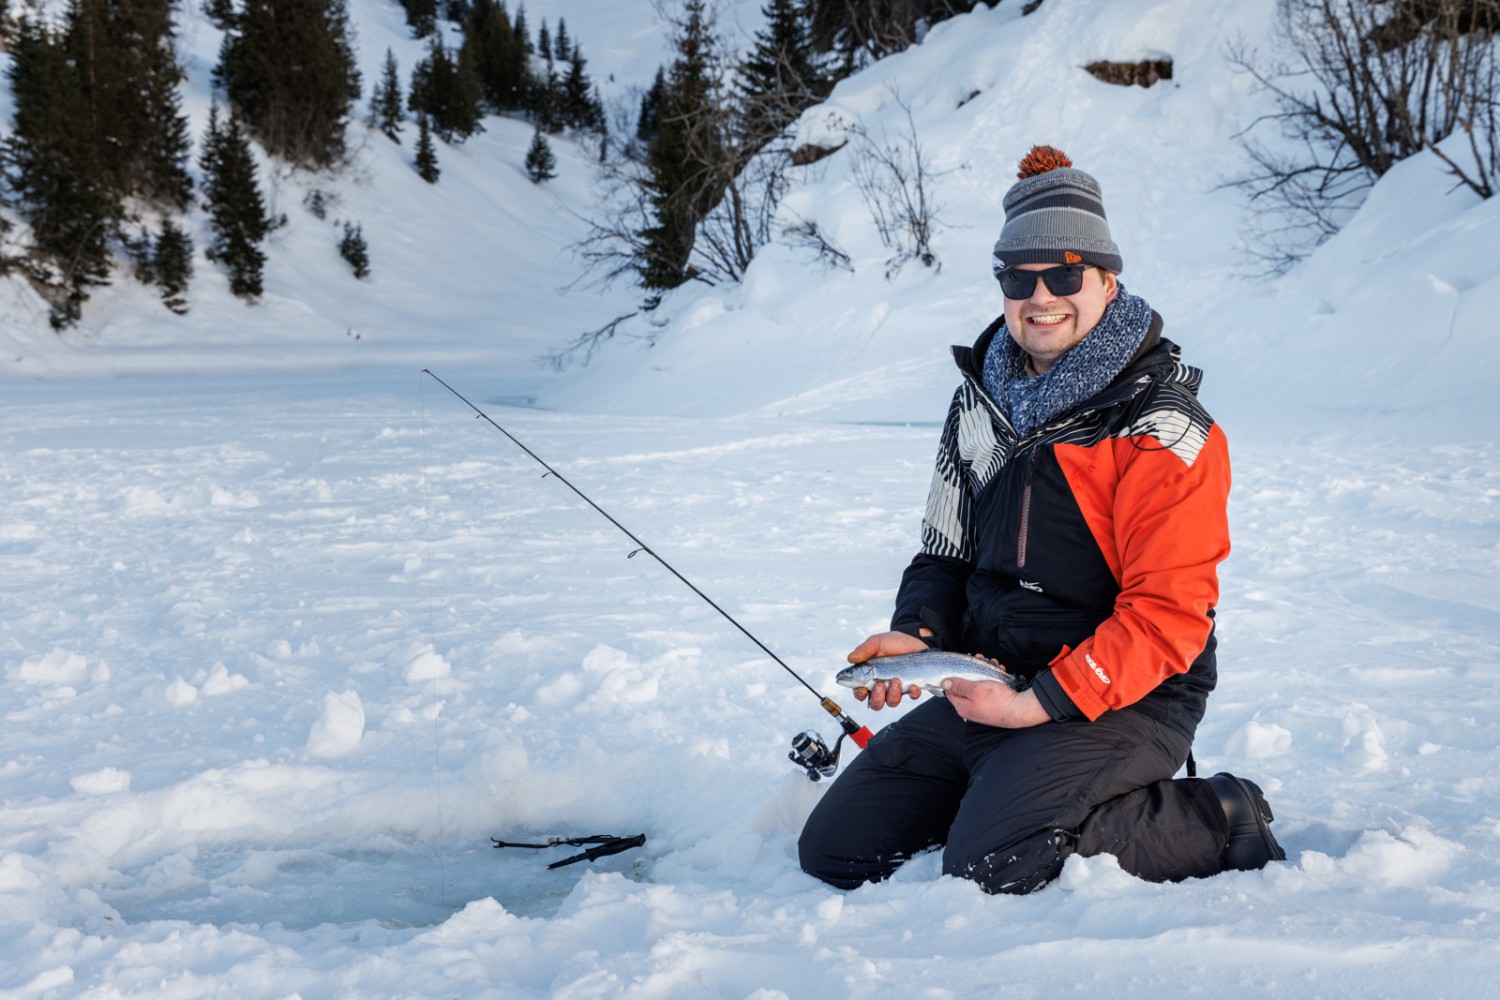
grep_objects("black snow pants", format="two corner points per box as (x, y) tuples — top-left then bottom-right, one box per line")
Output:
(798, 698), (1231, 894)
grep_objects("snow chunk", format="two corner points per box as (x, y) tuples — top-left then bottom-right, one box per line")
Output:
(581, 645), (633, 675)
(404, 649), (451, 683)
(163, 677), (198, 707)
(1342, 710), (1389, 771)
(535, 671), (583, 708)
(1338, 826), (1464, 889)
(198, 662), (250, 696)
(306, 690), (365, 758)
(1226, 719), (1294, 760)
(9, 647), (100, 687)
(70, 768), (131, 796)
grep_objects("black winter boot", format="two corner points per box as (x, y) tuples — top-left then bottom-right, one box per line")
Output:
(1207, 772), (1287, 871)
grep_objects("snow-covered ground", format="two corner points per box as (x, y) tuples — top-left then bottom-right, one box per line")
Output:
(4, 1), (1500, 996)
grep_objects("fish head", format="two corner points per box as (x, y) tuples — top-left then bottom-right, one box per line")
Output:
(835, 663), (877, 689)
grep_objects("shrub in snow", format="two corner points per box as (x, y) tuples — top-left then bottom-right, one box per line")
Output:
(1226, 0), (1500, 273)
(339, 222), (371, 279)
(415, 114), (441, 183)
(525, 129), (558, 183)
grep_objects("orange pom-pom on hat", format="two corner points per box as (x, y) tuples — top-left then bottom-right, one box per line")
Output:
(1015, 145), (1073, 180)
(991, 144), (1122, 275)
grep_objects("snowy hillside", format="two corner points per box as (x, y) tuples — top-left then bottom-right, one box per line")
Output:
(0, 0), (749, 383)
(4, 1), (1500, 997)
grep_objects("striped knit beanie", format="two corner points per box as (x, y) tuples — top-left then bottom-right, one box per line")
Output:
(991, 146), (1123, 276)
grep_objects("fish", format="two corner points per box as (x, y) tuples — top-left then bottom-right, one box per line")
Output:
(835, 650), (1026, 695)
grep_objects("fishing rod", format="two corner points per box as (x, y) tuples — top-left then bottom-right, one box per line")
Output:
(421, 369), (871, 780)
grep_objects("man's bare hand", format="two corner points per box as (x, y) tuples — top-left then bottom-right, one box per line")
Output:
(942, 676), (1050, 728)
(845, 630), (929, 710)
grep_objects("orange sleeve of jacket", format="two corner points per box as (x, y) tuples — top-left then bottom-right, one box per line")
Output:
(1046, 422), (1231, 719)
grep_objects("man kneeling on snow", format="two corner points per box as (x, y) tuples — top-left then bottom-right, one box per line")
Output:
(799, 146), (1286, 894)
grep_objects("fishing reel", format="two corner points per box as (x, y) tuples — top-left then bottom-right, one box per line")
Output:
(789, 730), (842, 781)
(789, 697), (874, 781)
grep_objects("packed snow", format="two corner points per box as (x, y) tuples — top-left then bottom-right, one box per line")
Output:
(3, 1), (1500, 997)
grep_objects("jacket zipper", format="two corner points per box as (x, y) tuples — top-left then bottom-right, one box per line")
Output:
(1017, 452), (1036, 568)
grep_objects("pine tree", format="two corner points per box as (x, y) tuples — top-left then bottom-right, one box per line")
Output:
(153, 218), (193, 313)
(338, 222), (370, 278)
(637, 66), (666, 145)
(1, 14), (119, 324)
(536, 19), (551, 65)
(533, 63), (562, 134)
(370, 48), (405, 141)
(402, 0), (436, 37)
(806, 0), (983, 72)
(203, 0), (235, 29)
(638, 0), (724, 289)
(200, 105), (270, 299)
(553, 16), (570, 61)
(462, 0), (530, 112)
(214, 0), (362, 168)
(513, 2), (530, 53)
(524, 127), (557, 182)
(409, 35), (484, 142)
(562, 46), (604, 132)
(414, 114), (441, 182)
(65, 0), (193, 210)
(737, 0), (826, 148)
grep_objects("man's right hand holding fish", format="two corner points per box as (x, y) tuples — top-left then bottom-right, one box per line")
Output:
(843, 630), (929, 709)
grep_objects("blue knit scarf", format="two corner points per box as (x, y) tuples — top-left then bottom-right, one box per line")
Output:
(982, 284), (1154, 438)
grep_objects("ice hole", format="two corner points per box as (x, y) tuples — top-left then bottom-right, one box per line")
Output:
(100, 842), (645, 929)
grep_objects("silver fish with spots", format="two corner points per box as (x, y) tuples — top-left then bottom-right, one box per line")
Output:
(836, 649), (1026, 695)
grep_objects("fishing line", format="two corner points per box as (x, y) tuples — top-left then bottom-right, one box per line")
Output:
(417, 373), (450, 905)
(421, 369), (871, 779)
(429, 385), (794, 749)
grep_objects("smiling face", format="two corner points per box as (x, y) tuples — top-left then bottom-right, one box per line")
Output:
(1002, 263), (1119, 374)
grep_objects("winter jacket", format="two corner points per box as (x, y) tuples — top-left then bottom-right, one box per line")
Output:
(892, 314), (1229, 739)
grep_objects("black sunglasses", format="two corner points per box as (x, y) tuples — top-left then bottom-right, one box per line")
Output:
(996, 264), (1097, 299)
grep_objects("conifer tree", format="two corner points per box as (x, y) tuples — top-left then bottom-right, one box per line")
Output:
(524, 127), (557, 182)
(370, 48), (405, 141)
(2, 14), (118, 324)
(462, 0), (530, 112)
(737, 0), (826, 148)
(806, 0), (982, 73)
(638, 0), (725, 289)
(637, 66), (666, 145)
(402, 0), (436, 37)
(200, 105), (270, 299)
(562, 46), (605, 132)
(409, 35), (484, 142)
(153, 218), (193, 313)
(536, 19), (551, 65)
(513, 2), (530, 53)
(338, 222), (370, 278)
(214, 0), (362, 168)
(202, 0), (235, 29)
(532, 63), (562, 134)
(65, 0), (193, 210)
(414, 114), (441, 182)
(553, 16), (570, 61)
